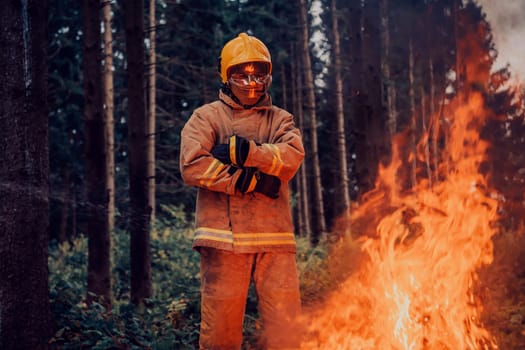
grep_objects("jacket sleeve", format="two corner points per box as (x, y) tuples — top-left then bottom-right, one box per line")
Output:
(243, 112), (305, 182)
(180, 110), (239, 195)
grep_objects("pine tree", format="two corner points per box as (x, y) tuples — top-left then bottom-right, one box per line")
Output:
(125, 0), (152, 305)
(0, 1), (53, 347)
(83, 0), (111, 306)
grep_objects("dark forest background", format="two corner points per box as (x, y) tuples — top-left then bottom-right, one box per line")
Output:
(47, 0), (525, 243)
(1, 0), (525, 349)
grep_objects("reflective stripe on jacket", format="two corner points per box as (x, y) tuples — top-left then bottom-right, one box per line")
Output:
(180, 90), (305, 253)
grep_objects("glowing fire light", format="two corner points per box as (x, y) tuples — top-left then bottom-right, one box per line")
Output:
(300, 90), (500, 349)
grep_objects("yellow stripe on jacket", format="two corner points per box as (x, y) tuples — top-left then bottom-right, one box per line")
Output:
(262, 143), (284, 176)
(199, 159), (227, 188)
(193, 228), (295, 247)
(194, 227), (234, 244)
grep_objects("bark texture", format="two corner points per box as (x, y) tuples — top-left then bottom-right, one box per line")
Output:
(331, 0), (351, 214)
(103, 0), (116, 233)
(148, 0), (156, 225)
(83, 0), (111, 306)
(0, 1), (53, 348)
(298, 0), (327, 242)
(125, 0), (152, 305)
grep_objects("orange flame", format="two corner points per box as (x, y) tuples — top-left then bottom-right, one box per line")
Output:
(301, 90), (500, 349)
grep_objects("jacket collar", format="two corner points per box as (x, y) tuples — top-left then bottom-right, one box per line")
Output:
(219, 89), (272, 111)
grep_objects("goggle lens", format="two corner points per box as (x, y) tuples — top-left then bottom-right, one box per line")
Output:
(228, 62), (270, 87)
(229, 73), (270, 86)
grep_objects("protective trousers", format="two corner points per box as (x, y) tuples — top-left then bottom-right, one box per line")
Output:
(199, 248), (302, 350)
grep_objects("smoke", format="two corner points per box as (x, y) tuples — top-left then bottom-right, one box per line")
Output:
(476, 0), (525, 81)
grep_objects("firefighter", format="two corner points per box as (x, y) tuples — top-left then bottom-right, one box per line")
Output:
(180, 32), (305, 349)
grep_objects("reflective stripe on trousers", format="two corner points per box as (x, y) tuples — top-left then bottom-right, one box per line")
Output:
(199, 248), (302, 350)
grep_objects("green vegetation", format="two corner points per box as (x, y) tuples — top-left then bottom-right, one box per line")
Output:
(48, 219), (331, 349)
(48, 223), (525, 349)
(48, 218), (200, 349)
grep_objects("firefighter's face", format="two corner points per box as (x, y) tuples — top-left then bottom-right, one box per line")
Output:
(227, 62), (270, 106)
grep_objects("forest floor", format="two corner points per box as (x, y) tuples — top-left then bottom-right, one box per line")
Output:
(48, 227), (525, 349)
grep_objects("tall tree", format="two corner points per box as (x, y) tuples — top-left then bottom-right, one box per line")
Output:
(48, 0), (84, 242)
(147, 0), (156, 225)
(380, 0), (397, 136)
(331, 0), (351, 217)
(408, 37), (417, 188)
(347, 0), (363, 201)
(103, 0), (116, 233)
(298, 0), (327, 242)
(0, 1), (53, 348)
(427, 41), (438, 186)
(350, 0), (389, 199)
(125, 0), (152, 305)
(83, 0), (111, 306)
(292, 42), (312, 237)
(453, 0), (462, 94)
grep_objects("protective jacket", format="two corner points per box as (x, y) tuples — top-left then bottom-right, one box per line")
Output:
(180, 89), (305, 253)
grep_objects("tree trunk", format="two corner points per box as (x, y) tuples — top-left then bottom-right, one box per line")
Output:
(453, 0), (461, 94)
(420, 84), (432, 188)
(148, 0), (156, 225)
(349, 0), (362, 201)
(83, 0), (111, 307)
(380, 0), (396, 136)
(408, 37), (417, 189)
(103, 0), (115, 233)
(298, 0), (327, 242)
(58, 168), (71, 242)
(72, 186), (78, 239)
(429, 58), (436, 119)
(125, 0), (152, 305)
(291, 42), (310, 237)
(331, 0), (351, 219)
(0, 1), (53, 348)
(281, 61), (301, 233)
(429, 58), (439, 185)
(356, 0), (386, 198)
(281, 63), (288, 111)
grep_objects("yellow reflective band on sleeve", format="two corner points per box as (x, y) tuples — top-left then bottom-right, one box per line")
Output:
(199, 159), (218, 187)
(199, 159), (226, 188)
(229, 135), (237, 165)
(247, 173), (257, 192)
(207, 162), (226, 187)
(264, 144), (284, 176)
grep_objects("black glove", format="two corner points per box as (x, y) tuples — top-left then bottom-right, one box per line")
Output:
(254, 172), (281, 199)
(210, 143), (229, 164)
(235, 168), (280, 199)
(210, 135), (250, 166)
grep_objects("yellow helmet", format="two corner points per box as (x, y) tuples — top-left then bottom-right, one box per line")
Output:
(219, 33), (272, 84)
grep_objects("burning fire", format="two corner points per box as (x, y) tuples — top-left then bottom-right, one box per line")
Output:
(301, 90), (500, 349)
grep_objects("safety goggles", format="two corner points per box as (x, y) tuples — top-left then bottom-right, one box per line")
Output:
(228, 72), (271, 86)
(227, 62), (271, 86)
